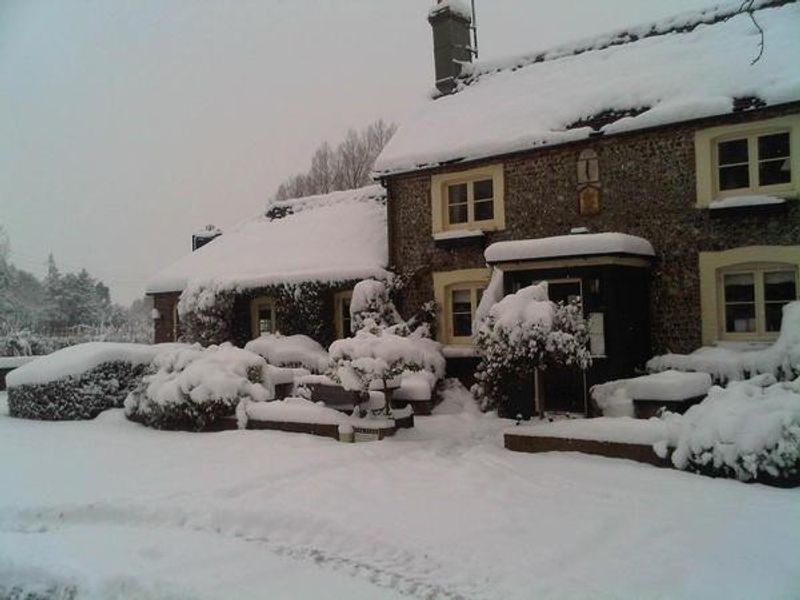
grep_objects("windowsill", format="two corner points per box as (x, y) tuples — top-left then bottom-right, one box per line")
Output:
(696, 190), (797, 210)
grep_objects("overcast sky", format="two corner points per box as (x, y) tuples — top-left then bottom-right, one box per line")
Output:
(1, 0), (721, 305)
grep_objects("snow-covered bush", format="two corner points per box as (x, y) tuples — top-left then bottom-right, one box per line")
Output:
(177, 282), (237, 346)
(328, 321), (444, 415)
(472, 282), (592, 414)
(664, 375), (800, 485)
(0, 328), (53, 357)
(8, 361), (149, 420)
(244, 333), (329, 373)
(124, 343), (271, 431)
(648, 301), (800, 383)
(349, 279), (402, 334)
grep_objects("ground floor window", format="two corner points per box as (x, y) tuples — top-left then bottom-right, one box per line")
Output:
(721, 266), (797, 337)
(334, 290), (353, 339)
(699, 246), (800, 344)
(433, 268), (491, 345)
(250, 297), (276, 338)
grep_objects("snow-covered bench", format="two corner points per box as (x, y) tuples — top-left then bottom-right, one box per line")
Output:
(591, 370), (712, 419)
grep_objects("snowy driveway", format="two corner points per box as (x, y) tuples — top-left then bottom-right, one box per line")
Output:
(1, 389), (799, 600)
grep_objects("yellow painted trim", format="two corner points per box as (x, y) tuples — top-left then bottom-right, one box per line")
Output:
(699, 246), (800, 345)
(250, 296), (276, 339)
(431, 164), (505, 233)
(334, 290), (353, 339)
(694, 114), (800, 207)
(433, 268), (491, 344)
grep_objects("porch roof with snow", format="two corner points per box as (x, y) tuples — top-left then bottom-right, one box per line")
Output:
(374, 0), (800, 177)
(485, 233), (655, 265)
(146, 185), (388, 294)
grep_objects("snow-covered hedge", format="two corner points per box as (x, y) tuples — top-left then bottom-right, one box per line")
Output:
(7, 342), (163, 421)
(663, 375), (800, 485)
(244, 333), (329, 373)
(125, 343), (271, 431)
(648, 301), (800, 383)
(472, 282), (592, 414)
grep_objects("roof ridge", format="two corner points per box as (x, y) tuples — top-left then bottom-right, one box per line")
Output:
(458, 0), (794, 89)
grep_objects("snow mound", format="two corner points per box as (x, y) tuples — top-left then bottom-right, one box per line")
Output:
(665, 375), (800, 482)
(509, 417), (670, 446)
(591, 370), (713, 417)
(648, 301), (800, 382)
(146, 185), (388, 294)
(245, 333), (329, 373)
(487, 282), (554, 338)
(239, 396), (349, 427)
(375, 2), (800, 175)
(6, 342), (179, 387)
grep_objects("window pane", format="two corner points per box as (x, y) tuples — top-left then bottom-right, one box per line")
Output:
(342, 299), (351, 336)
(758, 132), (790, 160)
(258, 307), (273, 334)
(452, 313), (472, 337)
(759, 158), (791, 186)
(724, 273), (755, 302)
(452, 289), (472, 313)
(765, 303), (786, 332)
(718, 139), (749, 165)
(725, 303), (756, 333)
(474, 199), (494, 221)
(447, 183), (468, 205)
(765, 271), (796, 301)
(448, 204), (468, 224)
(719, 165), (750, 190)
(473, 179), (493, 200)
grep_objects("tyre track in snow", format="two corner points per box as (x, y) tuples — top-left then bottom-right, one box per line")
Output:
(0, 503), (481, 600)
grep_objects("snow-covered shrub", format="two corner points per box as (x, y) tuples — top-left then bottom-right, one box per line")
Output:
(328, 321), (444, 415)
(244, 333), (329, 373)
(0, 328), (53, 357)
(664, 375), (800, 485)
(8, 361), (149, 420)
(124, 343), (271, 431)
(648, 301), (800, 383)
(472, 282), (592, 414)
(177, 282), (237, 346)
(349, 279), (402, 334)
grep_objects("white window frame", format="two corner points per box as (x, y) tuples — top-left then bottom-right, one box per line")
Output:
(433, 268), (491, 345)
(713, 129), (793, 198)
(446, 283), (484, 345)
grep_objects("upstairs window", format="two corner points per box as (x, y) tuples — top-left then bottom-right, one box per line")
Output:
(431, 164), (505, 233)
(694, 115), (799, 207)
(715, 131), (792, 195)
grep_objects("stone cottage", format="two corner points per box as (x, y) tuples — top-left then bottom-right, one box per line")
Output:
(372, 0), (800, 414)
(146, 185), (388, 347)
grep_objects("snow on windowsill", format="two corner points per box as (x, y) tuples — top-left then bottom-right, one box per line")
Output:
(707, 195), (787, 210)
(433, 229), (485, 242)
(442, 345), (477, 358)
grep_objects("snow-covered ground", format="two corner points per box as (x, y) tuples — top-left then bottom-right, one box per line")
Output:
(1, 387), (799, 600)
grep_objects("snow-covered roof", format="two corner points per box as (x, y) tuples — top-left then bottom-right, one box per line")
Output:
(147, 185), (388, 294)
(485, 233), (655, 264)
(375, 0), (800, 176)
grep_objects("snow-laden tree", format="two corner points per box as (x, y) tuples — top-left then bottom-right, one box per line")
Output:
(471, 282), (592, 414)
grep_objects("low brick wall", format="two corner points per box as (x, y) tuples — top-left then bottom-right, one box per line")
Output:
(504, 433), (672, 468)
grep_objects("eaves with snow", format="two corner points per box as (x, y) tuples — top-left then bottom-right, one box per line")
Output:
(146, 185), (388, 294)
(374, 0), (800, 177)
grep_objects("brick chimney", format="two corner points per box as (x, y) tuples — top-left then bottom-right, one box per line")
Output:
(428, 0), (474, 95)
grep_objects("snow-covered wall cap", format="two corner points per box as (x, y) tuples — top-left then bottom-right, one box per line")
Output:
(428, 0), (472, 22)
(485, 233), (655, 264)
(146, 184), (388, 294)
(375, 0), (800, 176)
